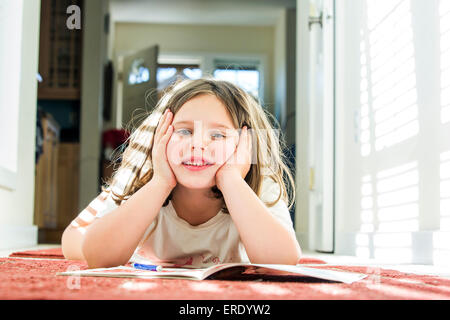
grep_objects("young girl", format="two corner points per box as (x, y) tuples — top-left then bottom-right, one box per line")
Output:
(62, 78), (301, 269)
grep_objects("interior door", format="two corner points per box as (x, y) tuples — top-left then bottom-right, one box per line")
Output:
(121, 45), (159, 128)
(309, 0), (335, 252)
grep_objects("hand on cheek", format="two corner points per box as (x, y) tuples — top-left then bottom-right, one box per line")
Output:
(215, 126), (252, 190)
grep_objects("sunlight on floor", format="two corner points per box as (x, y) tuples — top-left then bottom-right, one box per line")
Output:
(302, 250), (450, 278)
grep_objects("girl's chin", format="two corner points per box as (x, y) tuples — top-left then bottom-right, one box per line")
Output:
(175, 179), (217, 190)
(173, 171), (218, 189)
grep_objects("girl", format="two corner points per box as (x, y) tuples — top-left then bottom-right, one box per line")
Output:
(62, 78), (301, 269)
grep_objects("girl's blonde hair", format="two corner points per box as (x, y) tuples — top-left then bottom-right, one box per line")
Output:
(104, 77), (295, 214)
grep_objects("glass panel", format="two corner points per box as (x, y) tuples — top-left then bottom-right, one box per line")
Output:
(127, 58), (150, 85)
(213, 69), (259, 98)
(183, 67), (202, 80)
(157, 67), (177, 84)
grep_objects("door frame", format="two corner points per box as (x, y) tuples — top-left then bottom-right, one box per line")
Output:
(295, 0), (336, 253)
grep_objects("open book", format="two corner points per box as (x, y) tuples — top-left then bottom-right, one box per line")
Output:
(58, 263), (367, 284)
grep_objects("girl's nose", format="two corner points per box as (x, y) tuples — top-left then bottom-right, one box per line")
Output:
(191, 129), (208, 150)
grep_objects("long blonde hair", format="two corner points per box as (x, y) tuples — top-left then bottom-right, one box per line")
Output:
(104, 77), (295, 214)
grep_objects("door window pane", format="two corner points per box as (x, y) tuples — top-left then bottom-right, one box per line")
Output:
(213, 67), (260, 98)
(127, 58), (150, 85)
(157, 64), (201, 91)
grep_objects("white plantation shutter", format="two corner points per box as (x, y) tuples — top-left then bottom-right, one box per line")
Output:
(336, 0), (450, 266)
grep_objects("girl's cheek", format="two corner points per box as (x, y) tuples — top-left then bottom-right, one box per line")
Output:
(213, 140), (236, 164)
(166, 136), (185, 165)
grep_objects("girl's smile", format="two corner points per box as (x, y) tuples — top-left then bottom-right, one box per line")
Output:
(182, 156), (215, 171)
(182, 163), (214, 171)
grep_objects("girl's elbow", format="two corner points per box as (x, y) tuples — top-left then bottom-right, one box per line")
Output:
(284, 243), (302, 265)
(81, 236), (126, 269)
(81, 234), (103, 268)
(84, 257), (125, 269)
(283, 253), (302, 266)
(295, 244), (303, 264)
(283, 249), (302, 265)
(61, 225), (85, 261)
(82, 247), (105, 269)
(292, 251), (302, 265)
(81, 232), (100, 267)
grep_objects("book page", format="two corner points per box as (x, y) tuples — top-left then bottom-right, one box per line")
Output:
(250, 264), (367, 284)
(58, 264), (367, 284)
(57, 266), (207, 280)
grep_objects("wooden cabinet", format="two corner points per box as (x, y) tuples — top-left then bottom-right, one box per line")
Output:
(34, 113), (80, 243)
(34, 114), (60, 229)
(56, 143), (80, 230)
(38, 0), (83, 100)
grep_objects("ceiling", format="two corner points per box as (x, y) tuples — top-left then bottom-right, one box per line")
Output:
(109, 0), (296, 26)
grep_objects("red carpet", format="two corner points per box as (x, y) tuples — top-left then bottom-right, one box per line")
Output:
(9, 247), (66, 259)
(1, 254), (450, 299)
(8, 247), (328, 265)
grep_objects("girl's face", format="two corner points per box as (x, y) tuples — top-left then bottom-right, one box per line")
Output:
(166, 94), (239, 189)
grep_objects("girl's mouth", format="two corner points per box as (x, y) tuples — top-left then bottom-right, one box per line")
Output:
(182, 163), (214, 171)
(182, 162), (213, 171)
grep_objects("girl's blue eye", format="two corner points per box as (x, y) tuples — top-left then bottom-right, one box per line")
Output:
(211, 132), (225, 139)
(177, 129), (191, 135)
(176, 129), (226, 139)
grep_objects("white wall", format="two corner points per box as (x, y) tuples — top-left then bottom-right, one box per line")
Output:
(0, 0), (41, 249)
(335, 0), (450, 266)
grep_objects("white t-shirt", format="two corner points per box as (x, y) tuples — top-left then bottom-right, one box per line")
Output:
(71, 177), (296, 268)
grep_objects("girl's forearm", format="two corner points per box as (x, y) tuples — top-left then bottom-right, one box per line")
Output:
(82, 177), (173, 268)
(220, 175), (302, 265)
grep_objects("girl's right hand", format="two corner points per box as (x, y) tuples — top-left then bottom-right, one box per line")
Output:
(151, 109), (177, 189)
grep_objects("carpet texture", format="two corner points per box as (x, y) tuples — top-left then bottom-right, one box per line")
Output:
(9, 247), (67, 259)
(1, 256), (450, 300)
(8, 248), (328, 265)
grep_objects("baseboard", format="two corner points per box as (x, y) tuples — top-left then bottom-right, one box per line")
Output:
(0, 224), (38, 250)
(335, 230), (450, 266)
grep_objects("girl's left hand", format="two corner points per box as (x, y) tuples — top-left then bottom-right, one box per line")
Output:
(216, 126), (253, 190)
